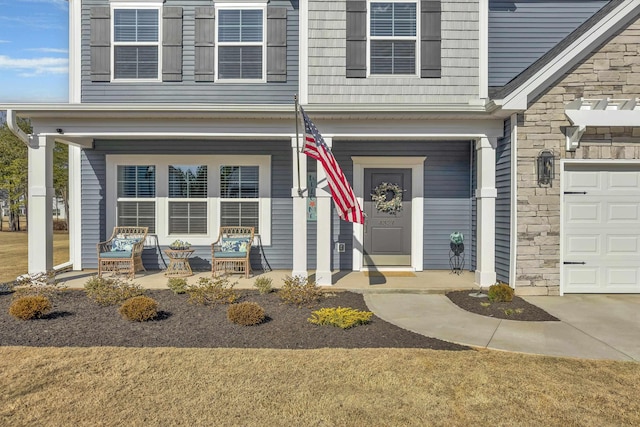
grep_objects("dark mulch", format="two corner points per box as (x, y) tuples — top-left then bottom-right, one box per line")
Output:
(446, 290), (559, 321)
(0, 289), (469, 350)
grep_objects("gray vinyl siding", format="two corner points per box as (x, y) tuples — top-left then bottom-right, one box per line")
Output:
(80, 140), (293, 271)
(488, 0), (607, 87)
(331, 141), (473, 270)
(308, 0), (479, 104)
(81, 0), (298, 103)
(495, 117), (511, 283)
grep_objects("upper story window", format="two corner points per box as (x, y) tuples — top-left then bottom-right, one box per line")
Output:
(216, 8), (265, 81)
(369, 2), (417, 75)
(112, 8), (160, 80)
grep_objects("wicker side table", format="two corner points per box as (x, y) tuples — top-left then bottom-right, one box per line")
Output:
(164, 249), (195, 277)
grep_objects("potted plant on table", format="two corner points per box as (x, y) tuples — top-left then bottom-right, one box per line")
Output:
(169, 239), (191, 250)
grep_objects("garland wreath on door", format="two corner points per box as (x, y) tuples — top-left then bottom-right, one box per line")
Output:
(371, 182), (404, 215)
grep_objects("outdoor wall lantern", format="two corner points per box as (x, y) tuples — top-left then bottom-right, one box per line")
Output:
(537, 150), (555, 187)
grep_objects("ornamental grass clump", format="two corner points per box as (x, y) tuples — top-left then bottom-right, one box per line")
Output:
(488, 282), (514, 303)
(278, 275), (323, 307)
(227, 302), (266, 326)
(167, 277), (188, 294)
(253, 276), (273, 294)
(186, 276), (238, 306)
(308, 306), (373, 329)
(13, 270), (67, 300)
(119, 296), (158, 322)
(9, 295), (52, 320)
(84, 276), (145, 306)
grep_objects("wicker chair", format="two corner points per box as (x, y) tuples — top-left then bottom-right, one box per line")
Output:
(211, 226), (254, 278)
(97, 226), (148, 278)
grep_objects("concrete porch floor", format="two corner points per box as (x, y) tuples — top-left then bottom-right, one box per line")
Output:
(56, 269), (477, 293)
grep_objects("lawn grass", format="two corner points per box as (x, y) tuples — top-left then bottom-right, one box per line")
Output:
(1, 347), (639, 426)
(0, 230), (69, 283)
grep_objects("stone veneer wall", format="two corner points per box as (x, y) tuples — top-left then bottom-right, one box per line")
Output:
(515, 16), (640, 295)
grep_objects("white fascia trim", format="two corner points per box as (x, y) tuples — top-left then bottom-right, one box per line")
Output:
(106, 154), (272, 247)
(509, 113), (517, 288)
(565, 110), (640, 127)
(500, 1), (640, 110)
(298, 0), (309, 104)
(69, 0), (82, 103)
(351, 156), (426, 272)
(478, 0), (488, 100)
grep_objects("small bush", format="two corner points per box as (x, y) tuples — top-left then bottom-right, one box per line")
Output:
(119, 296), (158, 322)
(227, 302), (266, 326)
(279, 275), (323, 307)
(13, 270), (66, 300)
(167, 277), (188, 294)
(187, 276), (238, 306)
(488, 282), (514, 303)
(9, 295), (52, 320)
(308, 306), (373, 329)
(253, 276), (273, 294)
(84, 276), (145, 306)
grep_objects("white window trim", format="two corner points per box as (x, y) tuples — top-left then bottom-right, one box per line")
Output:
(215, 3), (267, 83)
(110, 2), (163, 82)
(367, 0), (420, 77)
(106, 154), (272, 247)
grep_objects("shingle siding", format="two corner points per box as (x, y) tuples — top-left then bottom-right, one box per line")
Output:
(495, 117), (511, 283)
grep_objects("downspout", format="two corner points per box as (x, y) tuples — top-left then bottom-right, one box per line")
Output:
(6, 109), (34, 148)
(509, 113), (518, 288)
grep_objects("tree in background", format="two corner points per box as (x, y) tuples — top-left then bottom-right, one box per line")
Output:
(53, 142), (69, 230)
(0, 119), (29, 231)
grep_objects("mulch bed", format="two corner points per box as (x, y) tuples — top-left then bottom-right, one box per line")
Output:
(0, 289), (469, 350)
(446, 290), (559, 321)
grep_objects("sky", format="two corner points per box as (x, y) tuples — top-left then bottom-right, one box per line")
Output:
(0, 0), (69, 103)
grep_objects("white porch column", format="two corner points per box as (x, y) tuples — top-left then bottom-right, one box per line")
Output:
(315, 137), (332, 286)
(68, 145), (83, 269)
(291, 137), (308, 277)
(475, 137), (497, 287)
(28, 135), (54, 274)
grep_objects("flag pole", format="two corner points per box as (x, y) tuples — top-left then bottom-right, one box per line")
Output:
(294, 94), (303, 197)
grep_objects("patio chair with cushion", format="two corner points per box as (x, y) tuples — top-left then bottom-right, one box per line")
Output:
(97, 226), (148, 278)
(211, 226), (254, 278)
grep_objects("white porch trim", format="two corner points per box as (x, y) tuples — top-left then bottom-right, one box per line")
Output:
(68, 145), (83, 270)
(315, 137), (333, 286)
(351, 156), (426, 272)
(291, 136), (308, 277)
(475, 137), (497, 287)
(509, 114), (518, 288)
(28, 135), (55, 274)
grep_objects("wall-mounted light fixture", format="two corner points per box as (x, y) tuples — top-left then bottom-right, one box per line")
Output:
(56, 128), (64, 134)
(537, 150), (555, 187)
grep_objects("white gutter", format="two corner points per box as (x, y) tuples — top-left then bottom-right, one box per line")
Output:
(6, 109), (34, 148)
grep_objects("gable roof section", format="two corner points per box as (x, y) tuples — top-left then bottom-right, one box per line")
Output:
(492, 0), (640, 110)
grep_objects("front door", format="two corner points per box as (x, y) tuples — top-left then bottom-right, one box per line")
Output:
(364, 168), (412, 267)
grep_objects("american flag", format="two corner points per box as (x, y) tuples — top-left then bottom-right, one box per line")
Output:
(300, 107), (364, 224)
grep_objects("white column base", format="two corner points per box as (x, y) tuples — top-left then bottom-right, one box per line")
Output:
(475, 269), (496, 287)
(316, 194), (332, 286)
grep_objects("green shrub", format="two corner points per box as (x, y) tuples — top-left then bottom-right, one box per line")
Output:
(167, 277), (188, 294)
(308, 306), (373, 329)
(279, 275), (323, 307)
(119, 296), (158, 322)
(84, 276), (145, 306)
(253, 276), (273, 294)
(9, 295), (52, 320)
(13, 270), (66, 300)
(488, 282), (514, 303)
(186, 276), (238, 306)
(227, 302), (266, 326)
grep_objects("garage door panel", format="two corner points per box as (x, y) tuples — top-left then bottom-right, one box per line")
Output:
(563, 166), (640, 293)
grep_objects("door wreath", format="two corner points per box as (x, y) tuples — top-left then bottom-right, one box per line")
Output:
(371, 182), (404, 214)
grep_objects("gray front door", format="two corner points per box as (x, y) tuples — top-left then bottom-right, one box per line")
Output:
(364, 168), (412, 267)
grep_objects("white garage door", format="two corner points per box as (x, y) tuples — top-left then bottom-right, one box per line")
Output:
(563, 164), (640, 293)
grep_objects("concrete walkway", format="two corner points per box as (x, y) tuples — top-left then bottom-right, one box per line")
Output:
(364, 293), (640, 361)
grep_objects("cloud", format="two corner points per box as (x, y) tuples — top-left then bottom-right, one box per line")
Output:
(16, 0), (68, 10)
(0, 15), (66, 31)
(0, 55), (68, 76)
(26, 48), (68, 54)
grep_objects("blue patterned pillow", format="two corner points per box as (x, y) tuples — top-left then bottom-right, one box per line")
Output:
(220, 238), (248, 252)
(111, 238), (139, 252)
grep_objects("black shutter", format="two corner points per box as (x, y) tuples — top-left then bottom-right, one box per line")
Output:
(346, 0), (367, 78)
(421, 0), (441, 78)
(195, 7), (215, 82)
(267, 7), (287, 82)
(163, 7), (183, 82)
(90, 7), (111, 82)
